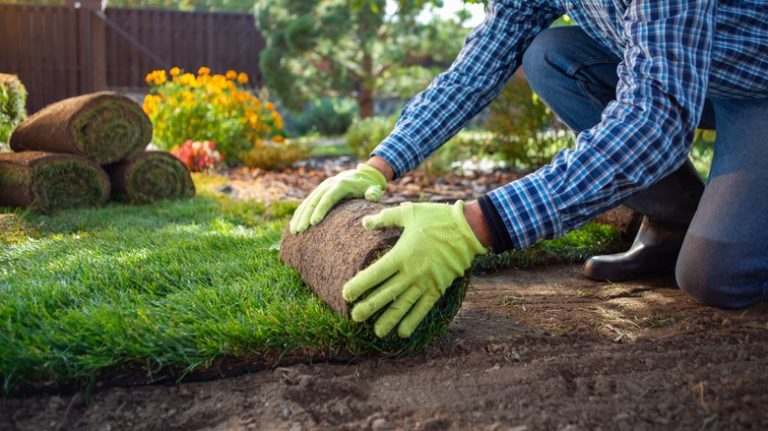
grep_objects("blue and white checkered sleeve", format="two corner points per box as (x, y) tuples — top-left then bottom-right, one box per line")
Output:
(488, 0), (716, 249)
(372, 0), (564, 178)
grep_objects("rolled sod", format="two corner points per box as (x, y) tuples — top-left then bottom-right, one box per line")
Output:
(280, 199), (469, 339)
(10, 92), (151, 164)
(106, 151), (195, 204)
(0, 151), (110, 213)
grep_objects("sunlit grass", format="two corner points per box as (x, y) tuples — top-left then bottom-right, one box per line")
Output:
(0, 173), (622, 393)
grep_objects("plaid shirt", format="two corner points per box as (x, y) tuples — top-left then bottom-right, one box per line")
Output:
(372, 0), (768, 250)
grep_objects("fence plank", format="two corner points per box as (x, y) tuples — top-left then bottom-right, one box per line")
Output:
(0, 4), (265, 112)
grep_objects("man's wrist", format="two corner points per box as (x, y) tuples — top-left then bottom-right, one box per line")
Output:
(366, 156), (395, 182)
(463, 200), (493, 248)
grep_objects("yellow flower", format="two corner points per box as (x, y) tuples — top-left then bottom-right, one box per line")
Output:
(265, 102), (275, 111)
(198, 66), (211, 76)
(237, 72), (249, 84)
(169, 67), (181, 77)
(179, 73), (196, 87)
(226, 70), (237, 80)
(145, 70), (167, 85)
(142, 94), (161, 115)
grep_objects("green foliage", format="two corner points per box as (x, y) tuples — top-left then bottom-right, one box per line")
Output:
(256, 0), (470, 117)
(486, 76), (573, 170)
(291, 97), (359, 136)
(474, 222), (625, 271)
(345, 115), (397, 159)
(241, 141), (310, 170)
(691, 129), (716, 180)
(0, 75), (27, 145)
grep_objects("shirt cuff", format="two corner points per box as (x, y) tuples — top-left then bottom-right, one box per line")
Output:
(370, 130), (424, 179)
(486, 173), (564, 250)
(478, 195), (515, 253)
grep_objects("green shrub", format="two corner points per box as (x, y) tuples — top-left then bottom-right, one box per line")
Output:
(486, 76), (573, 170)
(345, 115), (398, 159)
(0, 74), (28, 145)
(241, 140), (310, 170)
(292, 98), (358, 136)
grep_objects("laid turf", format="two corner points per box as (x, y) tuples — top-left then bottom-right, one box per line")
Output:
(0, 174), (623, 393)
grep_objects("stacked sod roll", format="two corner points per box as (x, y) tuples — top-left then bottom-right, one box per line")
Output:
(106, 151), (195, 204)
(2, 91), (194, 212)
(0, 152), (109, 213)
(10, 92), (150, 164)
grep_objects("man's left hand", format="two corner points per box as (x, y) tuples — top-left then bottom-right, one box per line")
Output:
(342, 201), (489, 338)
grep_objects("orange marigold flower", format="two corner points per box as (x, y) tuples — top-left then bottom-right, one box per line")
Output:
(273, 135), (285, 143)
(198, 66), (211, 76)
(265, 102), (275, 111)
(226, 70), (237, 80)
(169, 67), (181, 77)
(145, 70), (167, 85)
(237, 72), (249, 84)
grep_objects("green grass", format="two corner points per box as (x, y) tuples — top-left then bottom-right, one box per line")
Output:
(0, 175), (622, 393)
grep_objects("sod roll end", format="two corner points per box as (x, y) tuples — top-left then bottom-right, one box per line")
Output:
(0, 151), (110, 213)
(280, 200), (469, 342)
(106, 151), (195, 204)
(10, 92), (151, 164)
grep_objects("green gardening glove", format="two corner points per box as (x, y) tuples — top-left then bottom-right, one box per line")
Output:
(342, 201), (488, 338)
(290, 164), (387, 234)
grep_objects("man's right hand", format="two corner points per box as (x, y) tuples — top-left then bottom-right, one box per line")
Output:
(289, 162), (389, 234)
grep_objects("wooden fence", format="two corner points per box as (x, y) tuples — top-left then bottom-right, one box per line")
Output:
(0, 3), (265, 113)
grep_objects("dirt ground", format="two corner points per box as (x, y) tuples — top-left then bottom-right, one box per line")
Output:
(3, 264), (766, 430)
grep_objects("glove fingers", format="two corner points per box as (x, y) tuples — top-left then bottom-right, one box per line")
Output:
(364, 185), (384, 202)
(291, 183), (327, 233)
(397, 288), (441, 339)
(349, 274), (414, 323)
(309, 188), (344, 226)
(362, 207), (404, 230)
(342, 251), (399, 302)
(373, 285), (423, 338)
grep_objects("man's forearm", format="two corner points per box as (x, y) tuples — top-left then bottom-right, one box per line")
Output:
(463, 200), (493, 248)
(366, 156), (395, 182)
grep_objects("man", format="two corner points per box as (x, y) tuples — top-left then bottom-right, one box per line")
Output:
(290, 0), (768, 338)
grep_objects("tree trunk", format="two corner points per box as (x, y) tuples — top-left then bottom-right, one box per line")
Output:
(358, 50), (375, 119)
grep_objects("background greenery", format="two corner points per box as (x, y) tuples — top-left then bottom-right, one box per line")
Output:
(0, 75), (27, 146)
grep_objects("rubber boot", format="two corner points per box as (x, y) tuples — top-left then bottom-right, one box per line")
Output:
(584, 160), (705, 281)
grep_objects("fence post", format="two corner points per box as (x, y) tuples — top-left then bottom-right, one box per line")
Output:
(68, 0), (107, 93)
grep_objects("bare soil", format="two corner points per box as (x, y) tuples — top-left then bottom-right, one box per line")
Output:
(3, 264), (767, 431)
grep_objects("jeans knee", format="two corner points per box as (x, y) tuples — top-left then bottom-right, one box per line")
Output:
(676, 234), (767, 309)
(521, 28), (567, 91)
(675, 261), (729, 308)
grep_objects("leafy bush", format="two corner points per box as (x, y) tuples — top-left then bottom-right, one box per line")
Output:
(345, 115), (397, 159)
(143, 67), (287, 166)
(486, 76), (573, 170)
(171, 140), (223, 172)
(691, 129), (716, 179)
(0, 74), (27, 145)
(291, 97), (358, 136)
(241, 140), (310, 171)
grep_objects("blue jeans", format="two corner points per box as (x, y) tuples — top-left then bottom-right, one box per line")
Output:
(522, 26), (768, 309)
